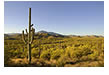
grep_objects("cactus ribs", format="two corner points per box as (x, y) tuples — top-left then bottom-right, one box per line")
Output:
(22, 8), (35, 64)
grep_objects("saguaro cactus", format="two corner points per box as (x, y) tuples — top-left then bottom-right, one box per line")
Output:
(22, 8), (35, 64)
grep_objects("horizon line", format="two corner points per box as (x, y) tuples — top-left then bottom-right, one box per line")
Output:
(4, 30), (104, 36)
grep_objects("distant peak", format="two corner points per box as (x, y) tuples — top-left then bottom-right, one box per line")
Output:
(37, 30), (48, 33)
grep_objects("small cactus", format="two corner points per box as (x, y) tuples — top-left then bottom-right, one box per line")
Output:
(22, 8), (35, 64)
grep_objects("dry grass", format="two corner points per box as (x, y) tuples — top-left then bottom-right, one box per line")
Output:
(5, 57), (104, 67)
(64, 60), (104, 67)
(5, 58), (57, 67)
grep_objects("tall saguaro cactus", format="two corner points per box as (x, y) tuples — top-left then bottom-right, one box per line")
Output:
(22, 8), (35, 64)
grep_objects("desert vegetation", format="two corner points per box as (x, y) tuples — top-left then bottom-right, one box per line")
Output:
(4, 33), (104, 67)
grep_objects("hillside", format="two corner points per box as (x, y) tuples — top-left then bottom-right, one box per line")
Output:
(4, 31), (104, 67)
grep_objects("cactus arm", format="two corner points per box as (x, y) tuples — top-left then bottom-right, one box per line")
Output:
(30, 24), (33, 31)
(30, 28), (35, 44)
(33, 28), (35, 39)
(22, 30), (27, 44)
(31, 24), (33, 27)
(25, 29), (28, 35)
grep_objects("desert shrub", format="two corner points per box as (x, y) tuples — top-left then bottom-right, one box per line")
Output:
(32, 48), (40, 58)
(73, 46), (92, 58)
(11, 50), (21, 58)
(98, 52), (104, 60)
(4, 34), (104, 67)
(80, 56), (89, 61)
(51, 49), (64, 60)
(71, 50), (83, 58)
(88, 50), (99, 61)
(56, 55), (68, 67)
(81, 47), (92, 55)
(65, 46), (74, 58)
(65, 45), (92, 59)
(48, 36), (54, 40)
(40, 50), (50, 60)
(4, 46), (11, 66)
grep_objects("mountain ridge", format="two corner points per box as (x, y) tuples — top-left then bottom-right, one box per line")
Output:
(4, 30), (104, 37)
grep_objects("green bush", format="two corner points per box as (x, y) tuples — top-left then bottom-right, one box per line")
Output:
(40, 50), (50, 60)
(56, 55), (68, 67)
(51, 49), (64, 60)
(4, 34), (104, 67)
(88, 50), (99, 61)
(65, 46), (92, 59)
(32, 48), (40, 58)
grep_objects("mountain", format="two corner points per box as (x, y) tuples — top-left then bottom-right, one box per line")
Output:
(36, 30), (64, 36)
(36, 30), (48, 34)
(34, 30), (65, 39)
(4, 30), (104, 39)
(4, 30), (65, 40)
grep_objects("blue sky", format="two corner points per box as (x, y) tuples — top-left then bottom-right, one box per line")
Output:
(4, 1), (104, 35)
